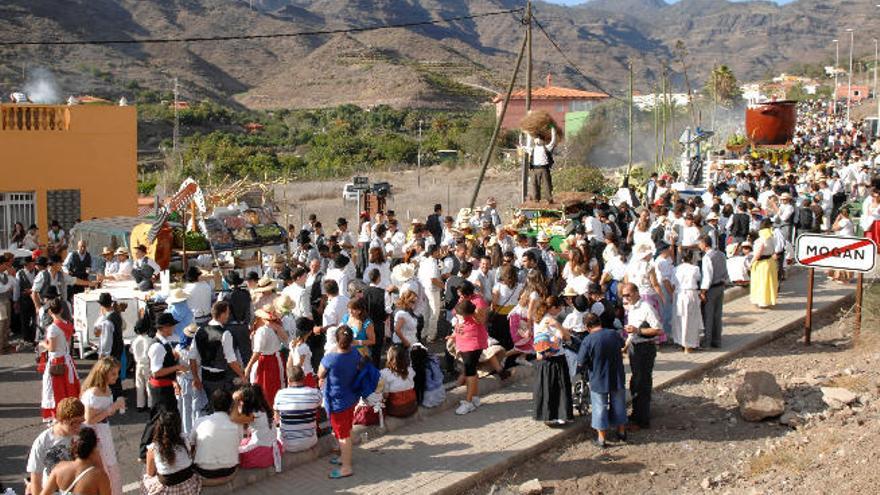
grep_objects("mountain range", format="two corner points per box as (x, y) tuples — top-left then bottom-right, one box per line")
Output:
(0, 0), (875, 109)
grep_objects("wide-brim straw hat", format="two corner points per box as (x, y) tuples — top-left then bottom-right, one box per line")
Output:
(254, 304), (280, 321)
(273, 295), (295, 315)
(391, 263), (416, 284)
(253, 276), (276, 293)
(166, 288), (188, 304)
(114, 247), (128, 256)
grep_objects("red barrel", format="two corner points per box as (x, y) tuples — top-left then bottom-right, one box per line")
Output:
(745, 101), (797, 146)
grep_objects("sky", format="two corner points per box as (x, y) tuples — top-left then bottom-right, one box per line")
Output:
(545, 0), (796, 4)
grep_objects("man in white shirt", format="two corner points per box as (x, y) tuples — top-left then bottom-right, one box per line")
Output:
(334, 218), (356, 259)
(385, 219), (406, 262)
(190, 301), (245, 414)
(104, 248), (133, 281)
(621, 283), (662, 429)
(468, 256), (494, 303)
(523, 126), (557, 201)
(319, 279), (349, 354)
(183, 267), (213, 325)
(282, 267), (313, 323)
(418, 245), (444, 342)
(325, 254), (352, 300)
(274, 363), (322, 453)
(191, 389), (242, 483)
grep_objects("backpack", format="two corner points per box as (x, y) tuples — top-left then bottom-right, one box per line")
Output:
(422, 355), (446, 408)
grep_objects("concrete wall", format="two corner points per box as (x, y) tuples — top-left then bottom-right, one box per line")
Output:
(496, 98), (603, 137)
(0, 104), (138, 239)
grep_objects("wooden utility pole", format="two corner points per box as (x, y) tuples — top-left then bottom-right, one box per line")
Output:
(522, 0), (533, 204)
(627, 60), (634, 179)
(470, 30), (529, 209)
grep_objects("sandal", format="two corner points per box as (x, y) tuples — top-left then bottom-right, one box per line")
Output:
(328, 468), (353, 479)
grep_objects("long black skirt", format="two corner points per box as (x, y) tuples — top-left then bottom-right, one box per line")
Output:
(533, 354), (574, 422)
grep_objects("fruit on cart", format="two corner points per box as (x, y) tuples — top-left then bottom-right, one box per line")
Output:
(183, 230), (209, 251)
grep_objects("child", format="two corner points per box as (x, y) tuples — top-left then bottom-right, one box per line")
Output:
(507, 292), (534, 364)
(236, 384), (281, 471)
(380, 344), (417, 418)
(288, 318), (316, 388)
(175, 324), (198, 435)
(130, 314), (154, 412)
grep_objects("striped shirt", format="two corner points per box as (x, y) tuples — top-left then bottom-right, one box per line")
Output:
(274, 386), (322, 453)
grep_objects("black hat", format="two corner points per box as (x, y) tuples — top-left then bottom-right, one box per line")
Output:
(157, 312), (179, 327)
(655, 240), (671, 257)
(185, 266), (201, 283)
(49, 254), (62, 265)
(35, 256), (49, 267)
(297, 230), (311, 244)
(573, 295), (590, 313)
(135, 244), (148, 253)
(225, 271), (244, 286)
(336, 217), (347, 226)
(97, 292), (114, 308)
(246, 271), (260, 282)
(333, 254), (349, 269)
(280, 268), (294, 282)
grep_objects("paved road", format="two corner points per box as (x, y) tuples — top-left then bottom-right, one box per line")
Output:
(0, 350), (149, 494)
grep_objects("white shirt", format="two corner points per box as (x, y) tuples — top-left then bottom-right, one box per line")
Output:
(282, 283), (312, 320)
(114, 259), (133, 279)
(385, 230), (406, 259)
(418, 257), (441, 293)
(185, 281), (213, 318)
(325, 268), (350, 300)
(626, 298), (661, 344)
(191, 412), (242, 470)
(134, 256), (161, 273)
(148, 440), (192, 475)
(131, 334), (154, 365)
(674, 263), (701, 290)
(291, 342), (314, 375)
(392, 310), (418, 345)
(95, 313), (115, 357)
(148, 335), (175, 374)
(252, 325), (282, 355)
(322, 295), (350, 352)
(380, 367), (415, 393)
(362, 262), (391, 289)
(680, 225), (701, 246)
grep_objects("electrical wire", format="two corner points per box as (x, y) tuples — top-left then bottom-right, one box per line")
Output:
(531, 14), (626, 102)
(0, 8), (523, 47)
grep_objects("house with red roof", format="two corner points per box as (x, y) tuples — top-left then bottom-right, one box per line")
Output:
(493, 74), (608, 137)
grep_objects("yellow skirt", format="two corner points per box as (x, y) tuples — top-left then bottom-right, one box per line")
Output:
(750, 258), (778, 307)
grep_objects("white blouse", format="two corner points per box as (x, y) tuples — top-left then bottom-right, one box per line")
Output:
(252, 325), (282, 355)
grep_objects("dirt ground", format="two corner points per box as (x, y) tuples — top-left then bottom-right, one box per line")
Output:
(271, 164), (523, 229)
(472, 285), (880, 495)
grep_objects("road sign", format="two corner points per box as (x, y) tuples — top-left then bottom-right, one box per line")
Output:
(795, 233), (877, 273)
(352, 176), (370, 190)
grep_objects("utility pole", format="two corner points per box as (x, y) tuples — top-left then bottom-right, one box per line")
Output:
(522, 0), (533, 204)
(627, 60), (634, 179)
(470, 31), (529, 209)
(417, 119), (423, 188)
(173, 77), (180, 168)
(876, 38), (879, 125)
(833, 39), (839, 115)
(847, 28), (854, 123)
(711, 63), (718, 132)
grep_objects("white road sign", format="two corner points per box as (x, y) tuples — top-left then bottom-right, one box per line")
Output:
(795, 234), (877, 273)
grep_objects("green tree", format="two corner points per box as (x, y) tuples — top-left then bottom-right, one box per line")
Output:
(704, 65), (742, 108)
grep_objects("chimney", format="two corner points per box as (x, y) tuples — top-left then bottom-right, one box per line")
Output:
(546, 73), (552, 88)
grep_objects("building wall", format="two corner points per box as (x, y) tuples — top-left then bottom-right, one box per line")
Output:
(0, 104), (138, 241)
(496, 98), (603, 136)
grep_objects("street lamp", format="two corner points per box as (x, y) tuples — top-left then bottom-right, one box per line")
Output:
(875, 38), (879, 124)
(833, 39), (839, 115)
(846, 28), (854, 123)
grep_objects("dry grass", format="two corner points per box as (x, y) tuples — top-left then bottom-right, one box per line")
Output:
(298, 190), (339, 202)
(748, 450), (809, 477)
(824, 375), (871, 393)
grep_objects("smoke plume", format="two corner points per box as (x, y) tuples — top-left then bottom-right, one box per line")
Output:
(24, 67), (61, 104)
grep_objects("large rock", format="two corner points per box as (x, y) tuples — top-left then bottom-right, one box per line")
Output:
(821, 387), (858, 408)
(518, 479), (543, 495)
(735, 371), (785, 421)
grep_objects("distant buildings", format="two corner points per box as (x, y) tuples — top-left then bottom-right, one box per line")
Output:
(741, 73), (822, 104)
(836, 84), (871, 103)
(632, 93), (692, 111)
(494, 74), (609, 137)
(0, 102), (137, 248)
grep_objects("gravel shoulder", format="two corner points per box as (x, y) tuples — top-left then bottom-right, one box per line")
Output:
(472, 284), (880, 495)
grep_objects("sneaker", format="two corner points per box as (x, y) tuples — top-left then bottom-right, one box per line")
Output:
(455, 400), (476, 415)
(471, 396), (481, 408)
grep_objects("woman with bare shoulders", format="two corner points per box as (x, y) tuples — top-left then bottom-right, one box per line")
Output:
(41, 427), (110, 495)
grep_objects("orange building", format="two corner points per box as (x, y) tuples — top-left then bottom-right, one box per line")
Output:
(0, 103), (137, 249)
(493, 74), (609, 136)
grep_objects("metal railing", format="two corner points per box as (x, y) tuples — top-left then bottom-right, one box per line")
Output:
(0, 104), (70, 131)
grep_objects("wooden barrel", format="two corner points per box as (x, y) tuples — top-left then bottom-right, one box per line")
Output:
(745, 101), (797, 146)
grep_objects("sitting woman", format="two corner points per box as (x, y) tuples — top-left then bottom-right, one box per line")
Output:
(142, 411), (201, 495)
(380, 345), (417, 418)
(726, 241), (753, 286)
(42, 427), (110, 495)
(235, 384), (281, 471)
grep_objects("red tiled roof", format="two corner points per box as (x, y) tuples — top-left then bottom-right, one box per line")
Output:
(494, 85), (608, 103)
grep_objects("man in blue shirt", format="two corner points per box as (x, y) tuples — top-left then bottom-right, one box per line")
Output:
(577, 313), (627, 448)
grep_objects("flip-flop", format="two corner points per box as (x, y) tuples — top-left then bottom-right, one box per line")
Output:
(329, 456), (341, 465)
(328, 468), (353, 479)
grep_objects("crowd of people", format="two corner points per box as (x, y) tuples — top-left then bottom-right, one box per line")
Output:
(13, 99), (880, 493)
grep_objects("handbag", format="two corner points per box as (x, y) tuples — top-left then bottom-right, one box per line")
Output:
(49, 361), (67, 377)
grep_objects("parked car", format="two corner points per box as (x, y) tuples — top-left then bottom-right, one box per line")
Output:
(342, 183), (360, 201)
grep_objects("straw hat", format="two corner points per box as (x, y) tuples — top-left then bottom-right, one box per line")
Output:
(101, 246), (113, 256)
(114, 247), (128, 256)
(252, 276), (276, 293)
(183, 323), (199, 338)
(561, 285), (579, 297)
(273, 294), (295, 315)
(254, 304), (279, 321)
(391, 263), (416, 284)
(705, 212), (719, 222)
(166, 288), (189, 304)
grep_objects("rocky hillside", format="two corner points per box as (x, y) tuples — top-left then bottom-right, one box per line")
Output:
(0, 0), (874, 109)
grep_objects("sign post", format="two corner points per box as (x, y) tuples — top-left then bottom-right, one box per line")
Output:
(796, 234), (876, 344)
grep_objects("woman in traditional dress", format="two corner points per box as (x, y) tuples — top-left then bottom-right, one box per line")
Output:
(244, 305), (287, 406)
(531, 296), (573, 425)
(40, 298), (80, 420)
(860, 187), (880, 250)
(750, 219), (779, 309)
(81, 357), (126, 495)
(672, 251), (703, 353)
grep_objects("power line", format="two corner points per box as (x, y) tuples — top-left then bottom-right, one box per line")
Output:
(531, 15), (626, 102)
(0, 8), (523, 47)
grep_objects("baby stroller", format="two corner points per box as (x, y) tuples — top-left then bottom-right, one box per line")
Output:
(572, 366), (590, 417)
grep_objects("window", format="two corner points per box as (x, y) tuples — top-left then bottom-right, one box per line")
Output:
(0, 192), (36, 249)
(46, 189), (81, 233)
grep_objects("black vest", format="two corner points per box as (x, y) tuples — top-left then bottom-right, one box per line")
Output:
(153, 341), (177, 381)
(107, 311), (124, 360)
(67, 252), (91, 279)
(226, 288), (251, 323)
(195, 324), (235, 381)
(729, 213), (750, 238)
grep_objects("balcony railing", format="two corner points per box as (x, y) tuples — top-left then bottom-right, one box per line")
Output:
(1, 104), (70, 131)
